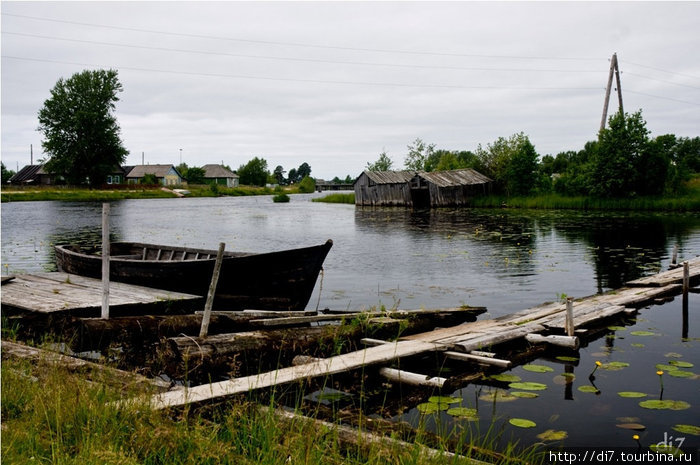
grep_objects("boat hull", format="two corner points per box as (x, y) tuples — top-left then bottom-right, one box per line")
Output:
(54, 240), (333, 311)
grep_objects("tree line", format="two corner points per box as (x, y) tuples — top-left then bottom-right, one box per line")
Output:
(367, 110), (699, 198)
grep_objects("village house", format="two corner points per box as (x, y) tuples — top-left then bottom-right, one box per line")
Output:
(201, 164), (239, 187)
(354, 168), (492, 208)
(125, 164), (184, 186)
(9, 164), (127, 186)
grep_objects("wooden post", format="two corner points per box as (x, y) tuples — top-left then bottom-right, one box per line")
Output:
(565, 297), (575, 337)
(683, 261), (690, 297)
(671, 244), (678, 267)
(199, 242), (226, 338)
(101, 203), (110, 320)
(600, 53), (617, 133)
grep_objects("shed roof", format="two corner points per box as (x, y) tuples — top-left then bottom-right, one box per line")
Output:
(202, 164), (239, 178)
(125, 164), (180, 178)
(359, 170), (415, 185)
(419, 169), (492, 187)
(8, 165), (49, 183)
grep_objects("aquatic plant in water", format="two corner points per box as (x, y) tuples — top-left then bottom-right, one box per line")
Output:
(509, 418), (536, 428)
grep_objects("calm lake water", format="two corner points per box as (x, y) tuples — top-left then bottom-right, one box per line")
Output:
(1, 193), (699, 450)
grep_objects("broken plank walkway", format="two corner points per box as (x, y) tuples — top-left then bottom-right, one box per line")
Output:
(1, 272), (202, 317)
(150, 256), (699, 410)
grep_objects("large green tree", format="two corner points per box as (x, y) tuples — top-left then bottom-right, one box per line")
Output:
(1, 163), (15, 184)
(238, 157), (270, 186)
(404, 138), (435, 171)
(591, 110), (652, 197)
(37, 69), (128, 187)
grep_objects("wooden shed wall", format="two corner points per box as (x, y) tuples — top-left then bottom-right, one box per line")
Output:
(427, 183), (491, 207)
(354, 172), (412, 206)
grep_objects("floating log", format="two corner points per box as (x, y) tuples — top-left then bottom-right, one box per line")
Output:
(444, 351), (512, 368)
(525, 333), (580, 350)
(361, 338), (390, 347)
(378, 367), (446, 388)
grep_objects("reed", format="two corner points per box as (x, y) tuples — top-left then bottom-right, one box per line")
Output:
(470, 193), (700, 211)
(312, 193), (355, 204)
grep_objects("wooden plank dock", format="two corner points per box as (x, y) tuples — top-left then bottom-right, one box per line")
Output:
(149, 255), (699, 410)
(1, 272), (203, 317)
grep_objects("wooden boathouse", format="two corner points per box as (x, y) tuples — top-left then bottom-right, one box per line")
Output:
(354, 168), (492, 208)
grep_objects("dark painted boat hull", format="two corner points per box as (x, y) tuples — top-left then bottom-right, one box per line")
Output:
(55, 240), (333, 311)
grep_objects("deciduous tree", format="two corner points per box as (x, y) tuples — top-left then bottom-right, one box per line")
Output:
(37, 69), (128, 187)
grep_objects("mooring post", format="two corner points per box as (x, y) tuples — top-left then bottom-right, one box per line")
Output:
(565, 297), (575, 337)
(101, 203), (110, 320)
(200, 242), (226, 338)
(683, 261), (690, 297)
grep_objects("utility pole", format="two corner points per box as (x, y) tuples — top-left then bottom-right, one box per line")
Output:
(600, 52), (624, 134)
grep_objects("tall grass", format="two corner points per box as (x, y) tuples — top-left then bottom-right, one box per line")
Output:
(470, 193), (700, 211)
(2, 350), (543, 464)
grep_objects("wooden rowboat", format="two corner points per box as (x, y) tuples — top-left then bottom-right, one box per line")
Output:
(55, 240), (333, 311)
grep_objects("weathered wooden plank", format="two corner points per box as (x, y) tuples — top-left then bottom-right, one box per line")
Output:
(151, 340), (439, 409)
(545, 305), (626, 330)
(447, 323), (546, 352)
(1, 272), (200, 316)
(626, 256), (700, 287)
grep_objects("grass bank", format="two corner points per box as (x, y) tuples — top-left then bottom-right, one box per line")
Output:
(471, 193), (700, 211)
(1, 346), (543, 465)
(311, 192), (355, 204)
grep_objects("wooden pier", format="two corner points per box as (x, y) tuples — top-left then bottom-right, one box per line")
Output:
(150, 256), (699, 410)
(1, 272), (202, 317)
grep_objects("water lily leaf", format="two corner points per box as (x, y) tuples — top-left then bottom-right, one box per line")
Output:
(416, 402), (446, 414)
(479, 389), (518, 403)
(509, 382), (548, 391)
(630, 331), (657, 336)
(639, 400), (691, 410)
(669, 360), (694, 368)
(522, 364), (554, 373)
(667, 370), (695, 378)
(602, 361), (630, 371)
(672, 424), (700, 436)
(490, 373), (522, 383)
(656, 364), (677, 372)
(553, 375), (575, 385)
(537, 429), (568, 441)
(607, 326), (626, 331)
(630, 343), (645, 348)
(578, 385), (599, 393)
(428, 396), (460, 404)
(446, 407), (478, 418)
(555, 356), (579, 362)
(509, 418), (536, 428)
(511, 391), (539, 398)
(665, 352), (683, 358)
(618, 391), (647, 398)
(616, 423), (646, 431)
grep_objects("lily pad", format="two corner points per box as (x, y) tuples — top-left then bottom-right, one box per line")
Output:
(650, 444), (684, 456)
(669, 360), (694, 368)
(428, 396), (460, 404)
(446, 407), (478, 418)
(656, 364), (677, 372)
(416, 402), (447, 414)
(618, 391), (647, 398)
(672, 424), (700, 436)
(537, 429), (568, 441)
(665, 352), (683, 358)
(511, 391), (539, 398)
(509, 382), (548, 391)
(479, 389), (518, 403)
(667, 370), (695, 378)
(639, 399), (691, 411)
(522, 364), (554, 373)
(616, 423), (646, 431)
(630, 331), (657, 336)
(555, 356), (579, 362)
(601, 361), (630, 370)
(607, 326), (626, 331)
(578, 385), (600, 393)
(630, 343), (645, 348)
(490, 373), (522, 383)
(509, 418), (536, 428)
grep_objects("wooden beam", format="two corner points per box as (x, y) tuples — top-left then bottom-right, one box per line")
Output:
(378, 368), (446, 387)
(444, 351), (511, 368)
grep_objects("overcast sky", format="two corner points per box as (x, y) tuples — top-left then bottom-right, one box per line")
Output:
(2, 1), (699, 181)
